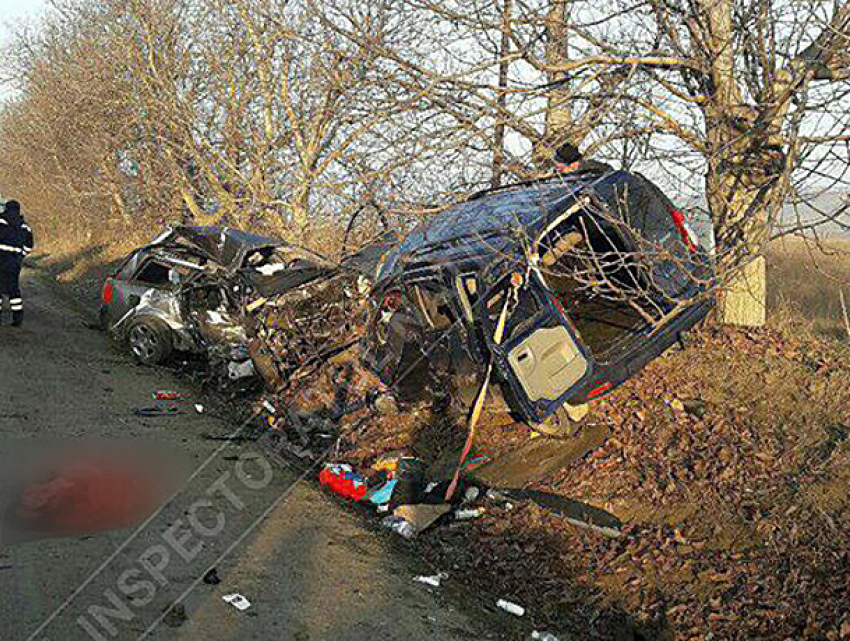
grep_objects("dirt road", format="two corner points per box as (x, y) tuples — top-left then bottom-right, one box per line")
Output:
(0, 266), (496, 641)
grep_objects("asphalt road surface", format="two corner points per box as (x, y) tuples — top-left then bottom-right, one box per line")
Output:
(0, 266), (494, 641)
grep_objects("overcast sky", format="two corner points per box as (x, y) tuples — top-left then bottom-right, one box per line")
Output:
(0, 0), (47, 43)
(0, 0), (47, 98)
(0, 0), (46, 46)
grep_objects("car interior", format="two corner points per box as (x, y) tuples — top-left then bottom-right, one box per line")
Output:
(535, 208), (650, 363)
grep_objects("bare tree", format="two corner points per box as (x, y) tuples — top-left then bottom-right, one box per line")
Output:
(314, 0), (850, 324)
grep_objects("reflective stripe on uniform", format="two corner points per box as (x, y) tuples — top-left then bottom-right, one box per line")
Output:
(10, 298), (22, 304)
(0, 244), (23, 253)
(10, 305), (23, 311)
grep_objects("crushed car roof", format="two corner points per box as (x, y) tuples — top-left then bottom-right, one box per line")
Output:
(377, 173), (611, 282)
(148, 226), (284, 272)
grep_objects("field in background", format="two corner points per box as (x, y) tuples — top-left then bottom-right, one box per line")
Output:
(767, 237), (850, 341)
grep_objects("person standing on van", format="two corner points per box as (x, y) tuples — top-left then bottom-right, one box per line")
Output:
(0, 200), (34, 327)
(553, 142), (614, 175)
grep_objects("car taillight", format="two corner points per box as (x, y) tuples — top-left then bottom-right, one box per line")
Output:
(102, 280), (114, 304)
(587, 381), (612, 399)
(666, 205), (699, 252)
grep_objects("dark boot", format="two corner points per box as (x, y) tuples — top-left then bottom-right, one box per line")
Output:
(12, 310), (23, 327)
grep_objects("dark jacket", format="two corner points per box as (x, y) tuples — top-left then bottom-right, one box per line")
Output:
(0, 202), (34, 271)
(576, 158), (615, 174)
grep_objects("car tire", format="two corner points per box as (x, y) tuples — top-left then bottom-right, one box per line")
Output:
(127, 317), (173, 365)
(532, 403), (588, 439)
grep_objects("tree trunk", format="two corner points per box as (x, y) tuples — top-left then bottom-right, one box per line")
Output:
(705, 149), (774, 327)
(491, 0), (512, 188)
(722, 256), (767, 326)
(541, 0), (574, 160)
(697, 0), (770, 327)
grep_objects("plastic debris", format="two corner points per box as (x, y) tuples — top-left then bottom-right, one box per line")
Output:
(153, 391), (183, 401)
(194, 404), (204, 414)
(496, 599), (525, 616)
(366, 478), (398, 505)
(531, 632), (559, 641)
(454, 507), (485, 520)
(319, 464), (369, 501)
(381, 515), (416, 539)
(373, 393), (399, 415)
(228, 360), (255, 380)
(413, 572), (448, 587)
(463, 486), (480, 504)
(222, 593), (251, 611)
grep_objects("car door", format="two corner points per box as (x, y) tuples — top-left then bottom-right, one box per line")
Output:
(114, 256), (181, 322)
(477, 267), (595, 424)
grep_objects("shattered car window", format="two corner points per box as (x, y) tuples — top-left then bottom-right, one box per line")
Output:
(133, 260), (172, 287)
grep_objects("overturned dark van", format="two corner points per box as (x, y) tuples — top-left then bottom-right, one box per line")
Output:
(362, 170), (715, 431)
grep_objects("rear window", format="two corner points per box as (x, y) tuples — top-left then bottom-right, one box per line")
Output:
(134, 260), (171, 286)
(594, 174), (697, 300)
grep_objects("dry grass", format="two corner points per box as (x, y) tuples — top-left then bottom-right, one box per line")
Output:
(767, 237), (850, 341)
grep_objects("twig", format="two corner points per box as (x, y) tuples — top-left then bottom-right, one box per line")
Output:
(839, 288), (850, 341)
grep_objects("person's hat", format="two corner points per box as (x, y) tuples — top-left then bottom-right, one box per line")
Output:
(554, 143), (582, 165)
(3, 200), (20, 214)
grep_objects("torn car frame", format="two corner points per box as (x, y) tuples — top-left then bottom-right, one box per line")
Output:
(100, 226), (337, 378)
(362, 170), (716, 427)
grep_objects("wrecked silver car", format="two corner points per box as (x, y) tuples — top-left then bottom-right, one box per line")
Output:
(100, 226), (336, 378)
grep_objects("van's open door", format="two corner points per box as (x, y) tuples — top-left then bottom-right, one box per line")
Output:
(477, 269), (595, 424)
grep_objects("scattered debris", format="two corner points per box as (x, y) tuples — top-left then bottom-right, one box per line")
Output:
(202, 568), (220, 585)
(194, 403), (204, 413)
(413, 572), (448, 587)
(492, 489), (621, 538)
(319, 464), (369, 501)
(153, 390), (183, 401)
(381, 515), (415, 539)
(496, 599), (525, 617)
(454, 507), (485, 520)
(394, 503), (451, 533)
(531, 632), (559, 641)
(133, 404), (183, 417)
(222, 593), (251, 611)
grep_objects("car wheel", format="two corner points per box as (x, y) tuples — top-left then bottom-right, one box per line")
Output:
(127, 318), (173, 365)
(532, 403), (589, 439)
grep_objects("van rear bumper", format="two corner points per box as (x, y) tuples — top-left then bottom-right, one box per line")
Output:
(567, 295), (714, 404)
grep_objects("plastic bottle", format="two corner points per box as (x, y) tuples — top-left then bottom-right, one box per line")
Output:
(454, 507), (485, 520)
(496, 599), (525, 616)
